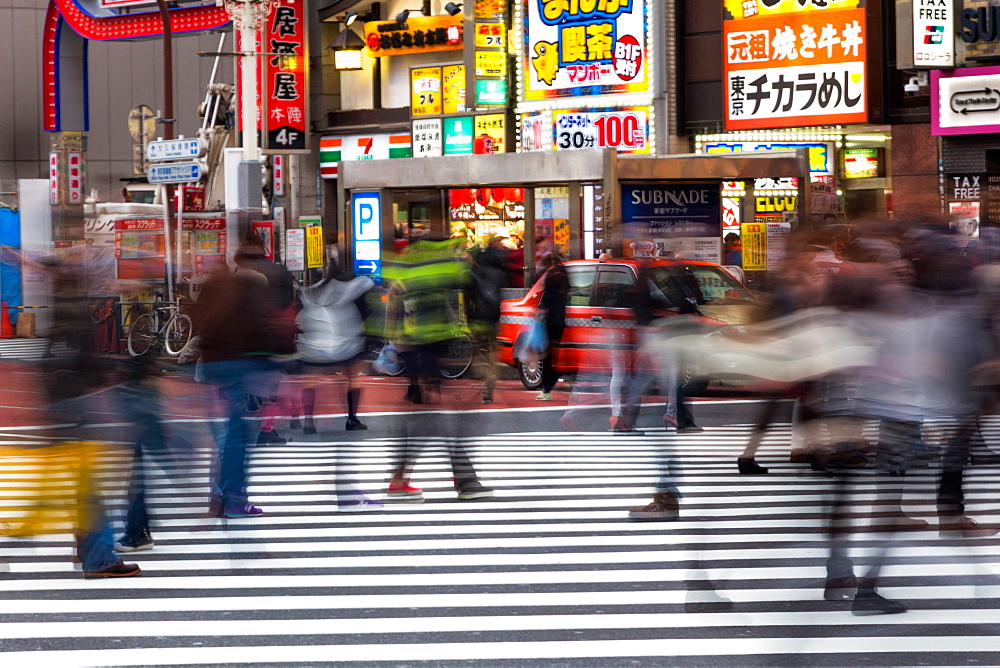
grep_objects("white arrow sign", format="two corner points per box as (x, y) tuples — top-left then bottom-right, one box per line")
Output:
(147, 161), (203, 184)
(146, 138), (205, 162)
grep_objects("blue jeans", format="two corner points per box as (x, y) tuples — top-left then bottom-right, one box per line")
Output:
(76, 499), (119, 572)
(198, 358), (279, 508)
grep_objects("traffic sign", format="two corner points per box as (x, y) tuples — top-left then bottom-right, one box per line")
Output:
(146, 138), (205, 162)
(147, 161), (203, 184)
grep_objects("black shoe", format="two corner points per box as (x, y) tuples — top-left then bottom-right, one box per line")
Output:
(737, 457), (768, 475)
(289, 419), (302, 429)
(676, 424), (704, 434)
(303, 422), (317, 435)
(257, 429), (287, 445)
(851, 589), (907, 615)
(84, 560), (141, 579)
(939, 515), (1000, 538)
(456, 480), (494, 500)
(823, 576), (858, 601)
(346, 417), (368, 431)
(114, 534), (154, 552)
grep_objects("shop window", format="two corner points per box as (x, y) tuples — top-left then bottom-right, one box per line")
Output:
(593, 268), (634, 308)
(566, 266), (595, 306)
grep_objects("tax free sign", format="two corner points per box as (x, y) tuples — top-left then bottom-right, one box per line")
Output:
(723, 0), (870, 130)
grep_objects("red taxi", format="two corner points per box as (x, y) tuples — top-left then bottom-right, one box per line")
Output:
(497, 256), (760, 390)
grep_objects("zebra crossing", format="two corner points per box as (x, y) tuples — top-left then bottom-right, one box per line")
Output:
(3, 417), (1000, 666)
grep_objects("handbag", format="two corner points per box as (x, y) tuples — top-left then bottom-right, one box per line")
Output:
(372, 341), (401, 375)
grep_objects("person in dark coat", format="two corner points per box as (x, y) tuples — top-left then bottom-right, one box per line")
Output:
(536, 251), (569, 400)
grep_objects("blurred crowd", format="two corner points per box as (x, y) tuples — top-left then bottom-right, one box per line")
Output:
(1, 214), (1000, 619)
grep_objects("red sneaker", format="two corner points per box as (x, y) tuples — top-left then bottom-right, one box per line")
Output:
(386, 481), (423, 501)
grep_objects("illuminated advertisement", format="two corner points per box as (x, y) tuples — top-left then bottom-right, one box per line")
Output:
(703, 141), (834, 176)
(523, 0), (650, 100)
(552, 107), (649, 153)
(411, 67), (442, 116)
(263, 0), (309, 153)
(364, 15), (463, 57)
(723, 2), (868, 130)
(842, 148), (880, 178)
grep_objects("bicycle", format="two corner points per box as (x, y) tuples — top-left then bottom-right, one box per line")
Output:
(126, 294), (193, 357)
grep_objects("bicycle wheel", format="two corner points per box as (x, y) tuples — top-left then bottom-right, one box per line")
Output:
(439, 333), (475, 379)
(126, 314), (156, 357)
(164, 314), (193, 356)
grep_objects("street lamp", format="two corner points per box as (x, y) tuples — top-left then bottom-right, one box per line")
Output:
(329, 25), (366, 71)
(395, 0), (431, 23)
(444, 2), (462, 16)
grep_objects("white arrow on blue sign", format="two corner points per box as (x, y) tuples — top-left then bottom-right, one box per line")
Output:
(146, 138), (205, 162)
(147, 161), (203, 184)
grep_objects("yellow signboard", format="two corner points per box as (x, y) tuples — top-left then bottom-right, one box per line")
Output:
(364, 15), (463, 57)
(475, 50), (506, 77)
(475, 22), (505, 48)
(724, 0), (856, 18)
(411, 67), (442, 116)
(442, 64), (466, 114)
(740, 222), (765, 271)
(306, 225), (324, 269)
(474, 113), (506, 153)
(474, 0), (505, 20)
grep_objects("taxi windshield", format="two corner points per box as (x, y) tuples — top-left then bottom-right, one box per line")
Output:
(647, 264), (755, 307)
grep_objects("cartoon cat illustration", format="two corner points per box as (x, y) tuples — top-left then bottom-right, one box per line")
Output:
(531, 41), (559, 86)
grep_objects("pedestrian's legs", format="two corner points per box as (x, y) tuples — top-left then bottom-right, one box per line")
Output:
(217, 386), (252, 509)
(122, 441), (150, 541)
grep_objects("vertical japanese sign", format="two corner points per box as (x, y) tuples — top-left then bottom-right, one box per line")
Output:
(723, 1), (868, 130)
(49, 153), (60, 204)
(740, 221), (766, 271)
(263, 0), (309, 153)
(524, 0), (649, 101)
(67, 152), (83, 205)
(272, 155), (284, 196)
(442, 64), (466, 114)
(305, 224), (324, 269)
(411, 67), (443, 116)
(285, 228), (305, 271)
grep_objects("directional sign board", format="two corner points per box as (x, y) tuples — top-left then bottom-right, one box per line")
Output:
(352, 192), (382, 283)
(147, 161), (203, 184)
(146, 138), (205, 162)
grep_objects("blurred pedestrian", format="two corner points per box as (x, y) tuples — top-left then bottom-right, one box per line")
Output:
(469, 235), (509, 403)
(382, 237), (493, 502)
(535, 250), (568, 401)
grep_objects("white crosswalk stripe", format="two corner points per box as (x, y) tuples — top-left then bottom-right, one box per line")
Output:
(3, 419), (1000, 665)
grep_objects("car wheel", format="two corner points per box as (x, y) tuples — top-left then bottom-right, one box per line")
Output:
(517, 357), (543, 390)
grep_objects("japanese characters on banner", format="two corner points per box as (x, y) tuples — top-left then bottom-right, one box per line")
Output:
(285, 228), (305, 271)
(524, 0), (650, 100)
(474, 114), (507, 153)
(552, 108), (650, 153)
(364, 15), (463, 57)
(723, 1), (868, 130)
(412, 119), (443, 157)
(442, 65), (466, 114)
(67, 152), (83, 204)
(411, 67), (442, 115)
(272, 155), (284, 196)
(263, 0), (309, 153)
(49, 153), (59, 204)
(476, 0), (506, 20)
(476, 7), (508, 106)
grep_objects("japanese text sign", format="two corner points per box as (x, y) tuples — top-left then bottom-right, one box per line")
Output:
(411, 67), (442, 116)
(67, 152), (83, 205)
(443, 65), (466, 114)
(723, 4), (868, 130)
(476, 0), (506, 19)
(476, 22), (506, 48)
(364, 15), (463, 57)
(444, 117), (475, 155)
(621, 184), (722, 239)
(264, 0), (309, 153)
(523, 0), (650, 101)
(913, 0), (953, 68)
(552, 108), (649, 153)
(473, 114), (507, 153)
(305, 224), (324, 269)
(412, 119), (443, 157)
(724, 0), (856, 19)
(703, 140), (833, 175)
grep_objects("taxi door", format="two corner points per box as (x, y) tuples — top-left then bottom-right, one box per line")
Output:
(565, 265), (637, 373)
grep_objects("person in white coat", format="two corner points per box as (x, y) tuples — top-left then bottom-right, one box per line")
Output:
(295, 263), (374, 433)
